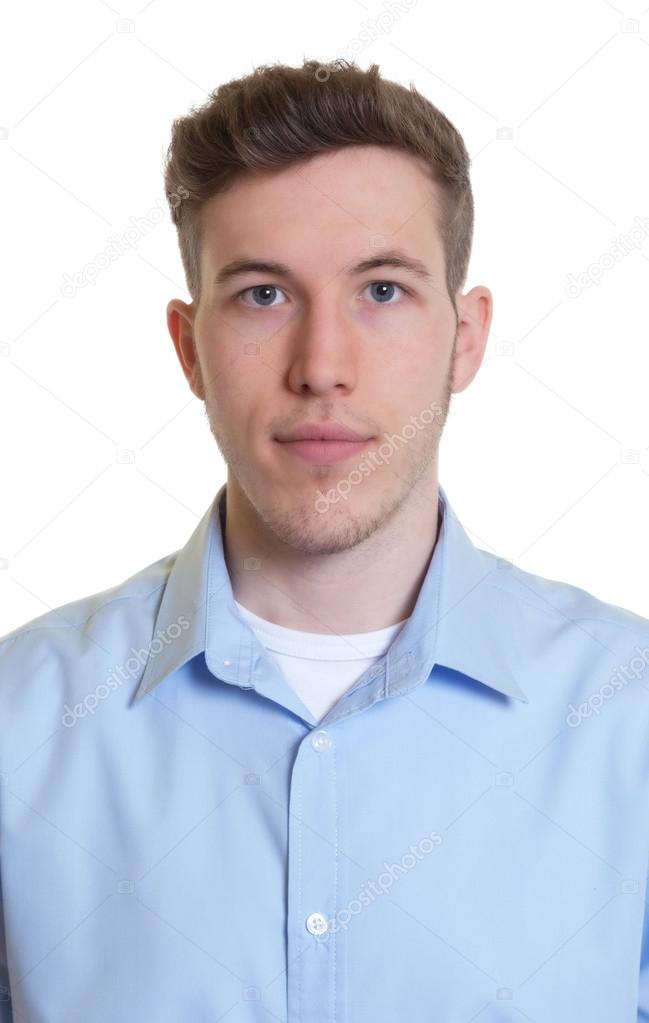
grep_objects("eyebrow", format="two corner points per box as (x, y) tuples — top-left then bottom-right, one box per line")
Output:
(213, 248), (435, 288)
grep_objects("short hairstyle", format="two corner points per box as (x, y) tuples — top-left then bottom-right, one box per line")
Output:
(163, 57), (474, 311)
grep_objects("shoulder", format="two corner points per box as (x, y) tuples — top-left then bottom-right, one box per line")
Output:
(0, 550), (178, 695)
(482, 548), (649, 648)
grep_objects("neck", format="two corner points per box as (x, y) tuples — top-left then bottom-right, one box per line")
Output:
(220, 471), (441, 635)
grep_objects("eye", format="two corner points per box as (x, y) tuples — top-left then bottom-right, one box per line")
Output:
(362, 281), (410, 305)
(235, 280), (410, 309)
(237, 284), (288, 308)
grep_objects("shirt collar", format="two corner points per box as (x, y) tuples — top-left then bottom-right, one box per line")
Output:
(132, 482), (528, 706)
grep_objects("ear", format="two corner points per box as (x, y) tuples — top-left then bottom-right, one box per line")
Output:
(166, 298), (205, 400)
(451, 285), (493, 394)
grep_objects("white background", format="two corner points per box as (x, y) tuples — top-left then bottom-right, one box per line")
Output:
(1, 0), (648, 636)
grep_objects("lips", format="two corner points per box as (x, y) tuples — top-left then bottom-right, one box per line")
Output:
(274, 421), (373, 443)
(274, 420), (375, 465)
(275, 437), (373, 465)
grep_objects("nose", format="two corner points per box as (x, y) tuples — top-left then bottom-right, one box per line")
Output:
(286, 299), (359, 397)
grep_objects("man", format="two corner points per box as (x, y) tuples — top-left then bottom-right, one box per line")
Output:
(1, 58), (648, 1022)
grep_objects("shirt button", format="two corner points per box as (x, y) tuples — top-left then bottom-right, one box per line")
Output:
(311, 730), (332, 752)
(306, 912), (329, 936)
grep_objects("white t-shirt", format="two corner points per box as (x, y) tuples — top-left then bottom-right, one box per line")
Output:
(233, 599), (409, 723)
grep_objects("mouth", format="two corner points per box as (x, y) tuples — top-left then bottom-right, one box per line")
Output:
(274, 438), (373, 465)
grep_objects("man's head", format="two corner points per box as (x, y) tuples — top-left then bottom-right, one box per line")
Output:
(164, 59), (492, 555)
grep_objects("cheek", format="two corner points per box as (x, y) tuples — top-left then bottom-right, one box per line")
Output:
(378, 334), (452, 423)
(371, 331), (449, 400)
(201, 352), (272, 444)
(367, 303), (450, 352)
(198, 338), (254, 405)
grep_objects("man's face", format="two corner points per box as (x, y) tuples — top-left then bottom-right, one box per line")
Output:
(168, 145), (491, 554)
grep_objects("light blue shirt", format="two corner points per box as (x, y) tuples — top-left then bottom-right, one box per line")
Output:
(2, 481), (649, 1022)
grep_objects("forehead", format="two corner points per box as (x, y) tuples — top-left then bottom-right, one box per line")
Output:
(199, 145), (445, 272)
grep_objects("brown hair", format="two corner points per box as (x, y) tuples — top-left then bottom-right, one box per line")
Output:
(163, 57), (474, 312)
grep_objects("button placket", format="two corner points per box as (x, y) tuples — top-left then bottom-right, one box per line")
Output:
(286, 728), (340, 1021)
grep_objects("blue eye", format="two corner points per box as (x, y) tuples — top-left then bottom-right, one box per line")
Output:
(236, 280), (409, 308)
(363, 281), (407, 304)
(238, 285), (287, 308)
